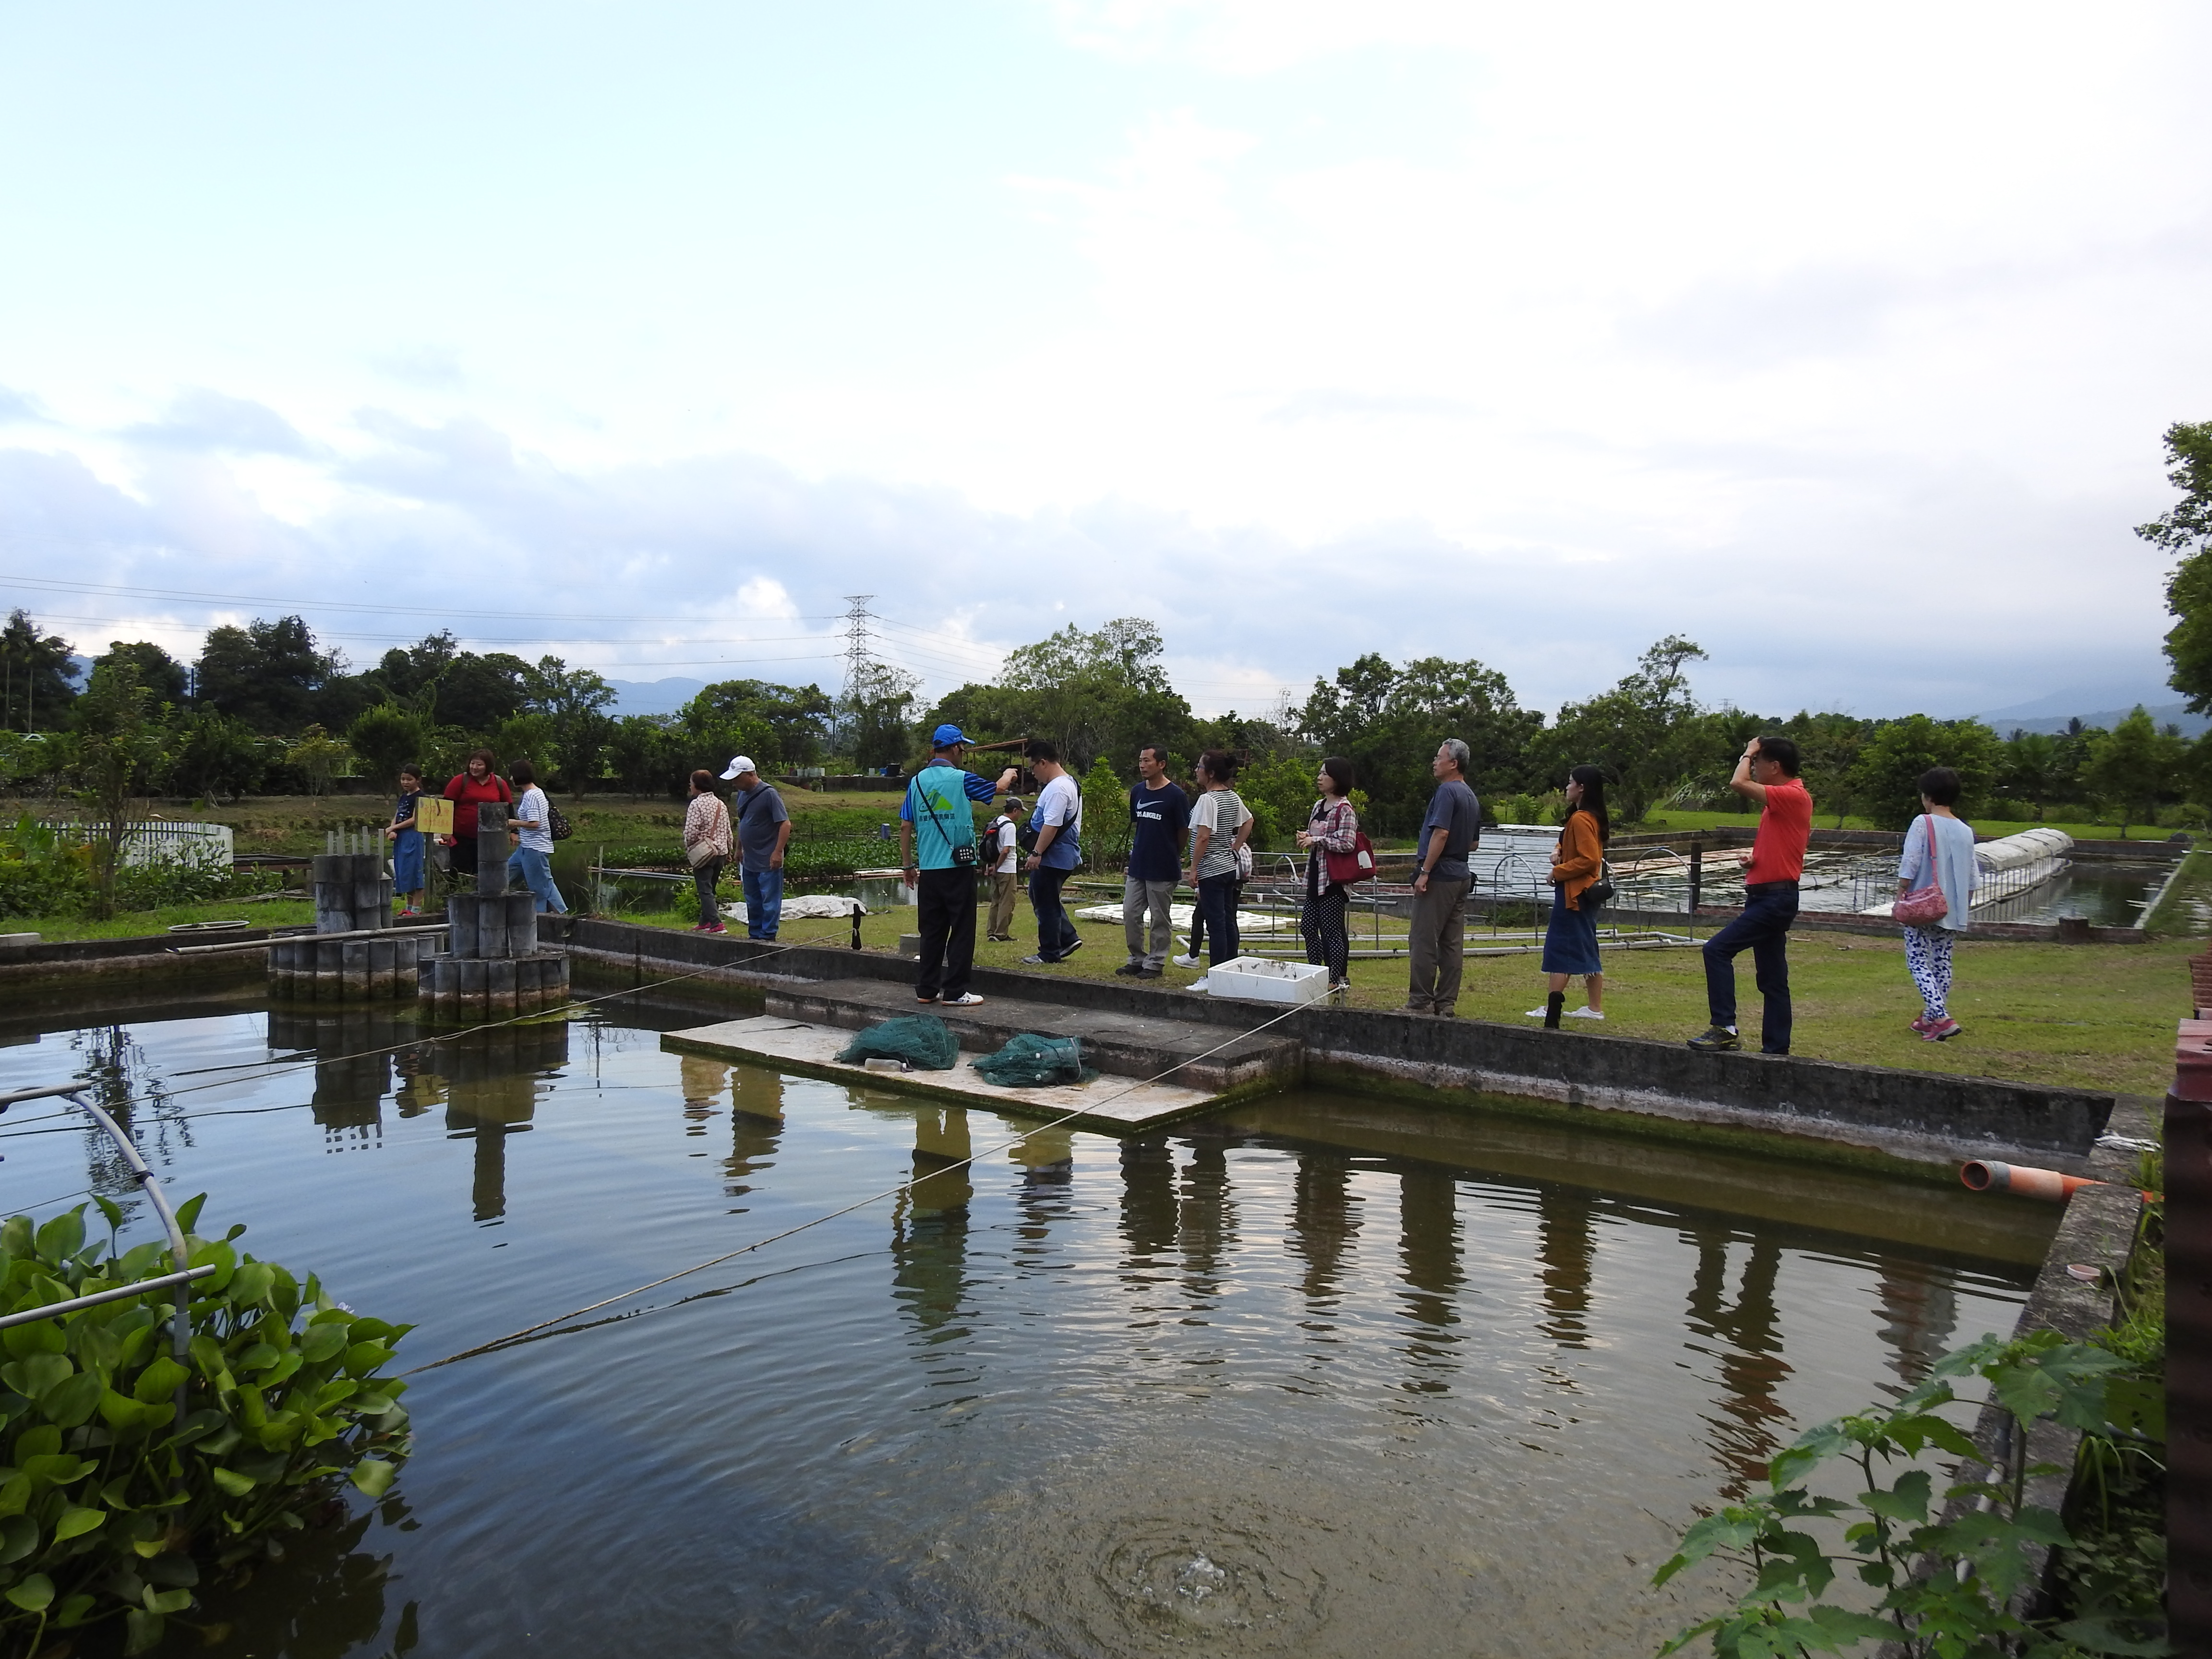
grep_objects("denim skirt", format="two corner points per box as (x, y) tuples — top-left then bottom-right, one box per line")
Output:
(1541, 886), (1602, 975)
(392, 830), (425, 892)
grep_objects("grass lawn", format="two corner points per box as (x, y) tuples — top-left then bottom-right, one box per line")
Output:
(11, 898), (319, 942)
(615, 879), (2204, 1098)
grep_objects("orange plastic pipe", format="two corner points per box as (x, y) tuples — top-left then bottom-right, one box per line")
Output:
(1959, 1160), (2099, 1201)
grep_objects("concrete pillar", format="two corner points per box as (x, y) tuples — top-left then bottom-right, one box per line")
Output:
(476, 805), (509, 896)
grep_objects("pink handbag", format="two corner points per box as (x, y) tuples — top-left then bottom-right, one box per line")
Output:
(1893, 817), (1949, 926)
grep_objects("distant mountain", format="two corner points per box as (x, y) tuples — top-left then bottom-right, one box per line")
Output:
(1976, 691), (2207, 737)
(603, 676), (709, 718)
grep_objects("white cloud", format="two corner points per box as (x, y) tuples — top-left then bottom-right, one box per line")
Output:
(1, 3), (2207, 723)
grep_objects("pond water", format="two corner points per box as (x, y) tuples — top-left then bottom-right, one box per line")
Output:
(0, 998), (2055, 1658)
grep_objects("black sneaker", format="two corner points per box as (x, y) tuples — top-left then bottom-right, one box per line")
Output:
(1114, 962), (1145, 977)
(1686, 1026), (1741, 1052)
(1135, 967), (1163, 979)
(1062, 937), (1085, 957)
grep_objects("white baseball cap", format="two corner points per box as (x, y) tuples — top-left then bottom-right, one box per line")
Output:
(719, 755), (758, 781)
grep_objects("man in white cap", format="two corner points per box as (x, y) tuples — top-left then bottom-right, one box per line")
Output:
(720, 755), (792, 941)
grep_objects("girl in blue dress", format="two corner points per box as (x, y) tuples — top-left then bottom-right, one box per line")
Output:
(387, 764), (427, 916)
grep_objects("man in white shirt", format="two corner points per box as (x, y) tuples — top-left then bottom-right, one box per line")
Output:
(1020, 740), (1084, 964)
(986, 796), (1024, 941)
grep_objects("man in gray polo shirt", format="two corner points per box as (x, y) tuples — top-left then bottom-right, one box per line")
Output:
(721, 755), (793, 941)
(1403, 737), (1481, 1016)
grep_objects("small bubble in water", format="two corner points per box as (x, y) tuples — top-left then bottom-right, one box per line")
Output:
(1176, 1553), (1227, 1600)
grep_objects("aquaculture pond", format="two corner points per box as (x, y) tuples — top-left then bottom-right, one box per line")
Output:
(0, 998), (2056, 1658)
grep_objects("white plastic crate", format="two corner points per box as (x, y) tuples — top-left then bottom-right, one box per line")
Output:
(1200, 956), (1330, 1005)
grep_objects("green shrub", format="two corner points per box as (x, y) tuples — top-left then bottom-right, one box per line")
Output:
(0, 1198), (412, 1656)
(0, 818), (94, 921)
(1653, 1329), (2163, 1658)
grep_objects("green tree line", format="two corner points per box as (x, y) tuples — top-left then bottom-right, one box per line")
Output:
(5, 413), (2207, 829)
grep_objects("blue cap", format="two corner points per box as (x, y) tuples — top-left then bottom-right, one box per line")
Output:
(932, 723), (976, 747)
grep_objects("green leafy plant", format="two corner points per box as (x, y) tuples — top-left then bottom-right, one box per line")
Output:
(1653, 1330), (2166, 1658)
(0, 1198), (411, 1656)
(0, 816), (95, 921)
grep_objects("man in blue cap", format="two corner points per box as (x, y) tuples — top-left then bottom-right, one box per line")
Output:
(900, 724), (1021, 1006)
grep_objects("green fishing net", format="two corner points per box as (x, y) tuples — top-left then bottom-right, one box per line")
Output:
(971, 1033), (1097, 1088)
(835, 1015), (960, 1072)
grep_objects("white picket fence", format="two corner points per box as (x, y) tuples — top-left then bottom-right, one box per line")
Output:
(37, 821), (234, 871)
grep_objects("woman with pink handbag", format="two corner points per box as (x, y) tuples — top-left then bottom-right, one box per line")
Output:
(1894, 767), (1980, 1041)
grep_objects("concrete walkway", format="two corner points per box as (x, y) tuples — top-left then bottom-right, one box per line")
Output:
(662, 1013), (1235, 1133)
(762, 976), (1305, 1099)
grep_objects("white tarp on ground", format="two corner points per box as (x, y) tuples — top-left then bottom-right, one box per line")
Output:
(1073, 902), (1297, 934)
(722, 894), (865, 923)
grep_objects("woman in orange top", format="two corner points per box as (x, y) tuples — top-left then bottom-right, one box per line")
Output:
(1530, 765), (1609, 1029)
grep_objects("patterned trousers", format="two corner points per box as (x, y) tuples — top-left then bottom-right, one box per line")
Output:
(1301, 885), (1350, 985)
(1904, 925), (1954, 1019)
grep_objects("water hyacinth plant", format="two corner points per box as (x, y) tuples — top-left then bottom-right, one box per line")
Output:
(0, 1198), (412, 1656)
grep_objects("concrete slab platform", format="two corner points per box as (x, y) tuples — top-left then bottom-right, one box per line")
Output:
(760, 977), (1304, 1099)
(661, 1015), (1231, 1133)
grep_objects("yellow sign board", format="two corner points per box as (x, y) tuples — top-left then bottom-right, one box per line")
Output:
(415, 796), (456, 836)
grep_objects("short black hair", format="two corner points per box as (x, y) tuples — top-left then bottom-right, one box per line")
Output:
(1198, 748), (1240, 783)
(1754, 736), (1801, 777)
(1919, 766), (1962, 806)
(509, 758), (535, 786)
(1138, 743), (1167, 765)
(1024, 738), (1059, 763)
(398, 764), (422, 781)
(1320, 756), (1355, 796)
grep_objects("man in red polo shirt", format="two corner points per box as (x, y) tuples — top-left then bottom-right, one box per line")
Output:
(1688, 735), (1812, 1055)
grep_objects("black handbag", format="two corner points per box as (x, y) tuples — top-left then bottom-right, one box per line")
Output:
(1580, 862), (1614, 912)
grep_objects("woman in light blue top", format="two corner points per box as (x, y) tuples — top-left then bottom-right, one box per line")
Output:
(1895, 766), (1979, 1041)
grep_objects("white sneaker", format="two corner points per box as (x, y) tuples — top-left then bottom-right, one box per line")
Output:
(1187, 976), (1209, 993)
(1170, 954), (1201, 969)
(1524, 1006), (1549, 1018)
(1566, 1006), (1605, 1020)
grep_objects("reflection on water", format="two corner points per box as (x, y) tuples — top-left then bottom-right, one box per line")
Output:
(0, 999), (2055, 1659)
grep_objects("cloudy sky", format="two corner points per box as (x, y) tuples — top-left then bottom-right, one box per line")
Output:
(2, 1), (2208, 722)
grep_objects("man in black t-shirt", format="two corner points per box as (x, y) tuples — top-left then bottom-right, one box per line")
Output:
(1116, 744), (1189, 979)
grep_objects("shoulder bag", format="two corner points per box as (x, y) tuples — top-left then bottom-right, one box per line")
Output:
(1579, 863), (1614, 911)
(1321, 804), (1377, 885)
(919, 771), (979, 870)
(547, 798), (573, 841)
(1893, 817), (1949, 926)
(685, 798), (729, 868)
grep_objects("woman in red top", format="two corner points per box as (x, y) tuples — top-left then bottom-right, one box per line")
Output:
(444, 748), (513, 880)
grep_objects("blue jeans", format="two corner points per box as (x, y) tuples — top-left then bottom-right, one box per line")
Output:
(506, 846), (566, 914)
(1196, 872), (1241, 967)
(741, 864), (784, 939)
(1029, 865), (1079, 960)
(1703, 882), (1798, 1053)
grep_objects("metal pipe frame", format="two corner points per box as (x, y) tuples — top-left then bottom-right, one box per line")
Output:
(0, 1082), (198, 1423)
